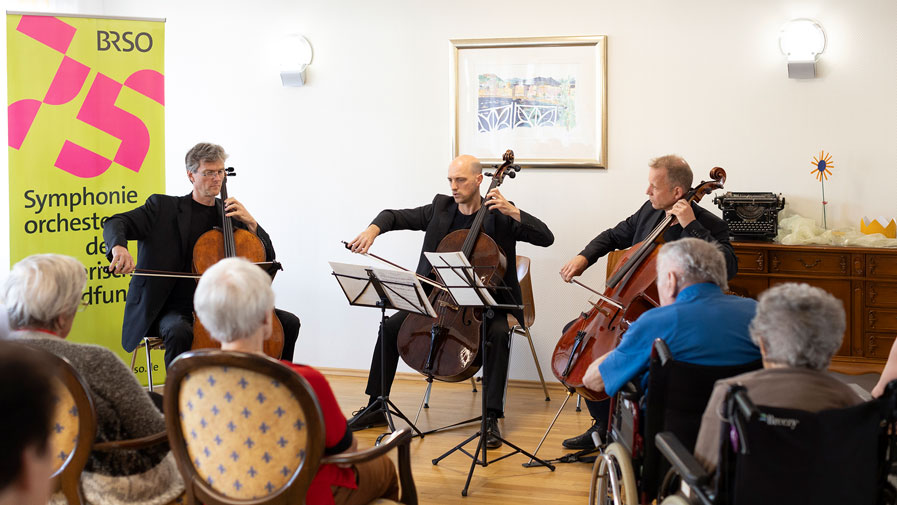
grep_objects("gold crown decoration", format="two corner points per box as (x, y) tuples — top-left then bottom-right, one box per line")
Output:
(861, 217), (897, 239)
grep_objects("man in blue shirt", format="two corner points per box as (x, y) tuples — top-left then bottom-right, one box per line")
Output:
(582, 238), (761, 399)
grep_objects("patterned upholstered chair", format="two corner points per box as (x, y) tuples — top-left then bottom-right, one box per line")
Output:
(44, 350), (168, 505)
(164, 349), (417, 505)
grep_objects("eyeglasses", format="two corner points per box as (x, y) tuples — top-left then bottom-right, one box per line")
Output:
(199, 169), (226, 179)
(76, 300), (90, 313)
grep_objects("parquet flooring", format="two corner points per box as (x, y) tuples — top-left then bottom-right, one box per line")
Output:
(324, 371), (597, 504)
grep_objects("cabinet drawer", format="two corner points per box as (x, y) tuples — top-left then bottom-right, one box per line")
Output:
(867, 254), (897, 278)
(769, 251), (849, 276)
(734, 248), (766, 273)
(866, 333), (896, 359)
(867, 282), (897, 307)
(866, 309), (897, 332)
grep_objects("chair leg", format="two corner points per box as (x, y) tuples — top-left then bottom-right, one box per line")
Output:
(469, 377), (477, 393)
(129, 347), (139, 372)
(144, 337), (154, 393)
(576, 394), (582, 412)
(519, 326), (550, 401)
(414, 378), (434, 426)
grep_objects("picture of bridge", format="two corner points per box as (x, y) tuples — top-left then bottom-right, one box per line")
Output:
(477, 73), (576, 133)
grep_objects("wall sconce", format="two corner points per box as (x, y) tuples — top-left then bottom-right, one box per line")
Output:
(779, 18), (826, 79)
(280, 34), (313, 87)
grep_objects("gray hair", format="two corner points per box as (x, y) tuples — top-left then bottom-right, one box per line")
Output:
(2, 254), (86, 332)
(194, 257), (274, 343)
(750, 283), (845, 370)
(657, 238), (728, 291)
(185, 142), (228, 173)
(650, 154), (693, 191)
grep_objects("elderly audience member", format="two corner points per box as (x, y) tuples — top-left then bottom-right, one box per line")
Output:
(582, 238), (761, 397)
(2, 254), (183, 505)
(192, 257), (398, 505)
(0, 342), (55, 505)
(693, 283), (863, 473)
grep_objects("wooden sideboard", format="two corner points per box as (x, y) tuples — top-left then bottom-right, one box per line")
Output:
(730, 241), (894, 375)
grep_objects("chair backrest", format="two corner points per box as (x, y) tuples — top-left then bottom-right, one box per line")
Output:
(164, 349), (325, 505)
(717, 385), (894, 505)
(642, 339), (761, 500)
(45, 351), (97, 505)
(516, 255), (535, 327)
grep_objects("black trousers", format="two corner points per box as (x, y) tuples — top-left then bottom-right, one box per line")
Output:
(155, 306), (301, 367)
(586, 398), (611, 429)
(364, 310), (511, 417)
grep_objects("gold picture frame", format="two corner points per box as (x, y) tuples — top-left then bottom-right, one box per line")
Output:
(451, 35), (608, 169)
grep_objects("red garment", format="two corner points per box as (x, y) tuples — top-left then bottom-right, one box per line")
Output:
(281, 361), (356, 505)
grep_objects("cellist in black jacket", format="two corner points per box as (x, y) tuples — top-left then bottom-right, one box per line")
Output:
(103, 142), (300, 366)
(345, 154), (554, 448)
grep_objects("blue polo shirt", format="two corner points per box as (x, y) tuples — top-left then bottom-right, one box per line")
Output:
(598, 282), (761, 396)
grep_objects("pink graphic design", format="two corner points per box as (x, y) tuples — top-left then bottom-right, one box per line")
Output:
(43, 56), (90, 105)
(124, 69), (165, 105)
(71, 73), (150, 174)
(55, 140), (113, 178)
(16, 15), (76, 53)
(7, 99), (41, 149)
(9, 15), (162, 177)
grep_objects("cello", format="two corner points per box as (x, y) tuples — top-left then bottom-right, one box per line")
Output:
(551, 167), (726, 401)
(396, 150), (520, 382)
(189, 166), (285, 359)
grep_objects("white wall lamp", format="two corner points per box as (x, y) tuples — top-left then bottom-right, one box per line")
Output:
(779, 18), (826, 79)
(280, 34), (313, 87)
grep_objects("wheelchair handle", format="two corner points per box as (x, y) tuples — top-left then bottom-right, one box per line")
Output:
(733, 388), (759, 420)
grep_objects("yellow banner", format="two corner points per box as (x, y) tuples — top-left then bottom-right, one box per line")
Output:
(7, 13), (165, 384)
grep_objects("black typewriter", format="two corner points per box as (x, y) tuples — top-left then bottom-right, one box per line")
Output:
(712, 192), (785, 241)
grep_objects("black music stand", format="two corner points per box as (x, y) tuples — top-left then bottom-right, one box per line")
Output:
(330, 261), (435, 438)
(424, 252), (555, 496)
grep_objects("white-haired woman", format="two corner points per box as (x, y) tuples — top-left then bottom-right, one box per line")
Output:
(693, 283), (862, 473)
(2, 254), (183, 505)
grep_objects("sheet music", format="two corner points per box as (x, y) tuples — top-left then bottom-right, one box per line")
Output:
(424, 251), (498, 307)
(328, 261), (436, 317)
(329, 261), (381, 306)
(372, 267), (437, 317)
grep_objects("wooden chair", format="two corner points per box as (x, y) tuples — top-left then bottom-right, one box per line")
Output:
(44, 350), (168, 505)
(164, 349), (417, 505)
(129, 336), (165, 392)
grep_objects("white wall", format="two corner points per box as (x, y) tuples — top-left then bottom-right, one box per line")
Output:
(2, 0), (896, 381)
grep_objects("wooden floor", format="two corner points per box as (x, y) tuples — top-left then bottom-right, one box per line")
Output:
(324, 372), (597, 505)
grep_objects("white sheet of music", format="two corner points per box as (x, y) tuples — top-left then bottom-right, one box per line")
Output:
(424, 251), (498, 307)
(328, 261), (436, 317)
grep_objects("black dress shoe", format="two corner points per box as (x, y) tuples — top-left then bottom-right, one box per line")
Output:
(347, 405), (387, 432)
(484, 415), (502, 449)
(562, 422), (604, 450)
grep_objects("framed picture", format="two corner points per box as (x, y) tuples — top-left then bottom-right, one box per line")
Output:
(451, 35), (607, 169)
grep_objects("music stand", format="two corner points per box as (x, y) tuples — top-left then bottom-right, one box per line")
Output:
(424, 252), (555, 496)
(330, 261), (436, 438)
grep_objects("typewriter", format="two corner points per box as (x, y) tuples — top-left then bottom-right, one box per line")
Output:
(712, 192), (785, 241)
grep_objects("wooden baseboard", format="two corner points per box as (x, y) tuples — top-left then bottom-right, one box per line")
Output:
(316, 367), (569, 392)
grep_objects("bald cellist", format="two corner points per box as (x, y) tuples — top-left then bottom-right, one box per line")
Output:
(556, 154), (738, 451)
(345, 154), (553, 449)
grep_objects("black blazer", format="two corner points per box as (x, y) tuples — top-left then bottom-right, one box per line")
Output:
(578, 200), (738, 279)
(371, 194), (554, 321)
(103, 193), (275, 351)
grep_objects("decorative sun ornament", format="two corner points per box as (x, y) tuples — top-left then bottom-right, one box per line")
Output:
(809, 150), (834, 228)
(811, 150), (834, 181)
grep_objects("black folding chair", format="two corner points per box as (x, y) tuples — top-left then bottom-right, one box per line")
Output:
(655, 380), (897, 505)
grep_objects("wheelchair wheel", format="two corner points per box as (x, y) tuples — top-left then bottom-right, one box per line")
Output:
(589, 442), (638, 505)
(659, 494), (691, 505)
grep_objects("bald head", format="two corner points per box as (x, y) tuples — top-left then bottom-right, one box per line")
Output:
(450, 154), (482, 176)
(447, 154), (484, 207)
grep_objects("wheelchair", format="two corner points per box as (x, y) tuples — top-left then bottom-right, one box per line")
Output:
(589, 339), (761, 505)
(655, 380), (897, 505)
